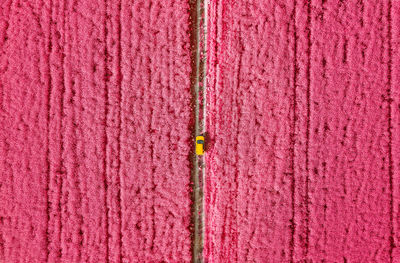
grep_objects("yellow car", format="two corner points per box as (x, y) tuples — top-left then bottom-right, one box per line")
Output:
(195, 136), (205, 155)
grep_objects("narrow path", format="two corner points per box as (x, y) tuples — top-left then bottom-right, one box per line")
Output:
(190, 0), (207, 262)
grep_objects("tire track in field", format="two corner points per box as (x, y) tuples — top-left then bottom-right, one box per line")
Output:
(102, 0), (110, 261)
(59, 0), (67, 259)
(64, 4), (84, 258)
(103, 0), (124, 260)
(305, 0), (312, 256)
(234, 24), (243, 262)
(387, 0), (394, 260)
(147, 11), (155, 250)
(293, 1), (309, 260)
(46, 2), (67, 260)
(290, 0), (297, 261)
(45, 0), (53, 261)
(116, 0), (123, 261)
(390, 1), (400, 260)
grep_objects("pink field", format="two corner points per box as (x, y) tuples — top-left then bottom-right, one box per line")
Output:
(1, 0), (400, 262)
(206, 0), (400, 262)
(1, 0), (192, 262)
